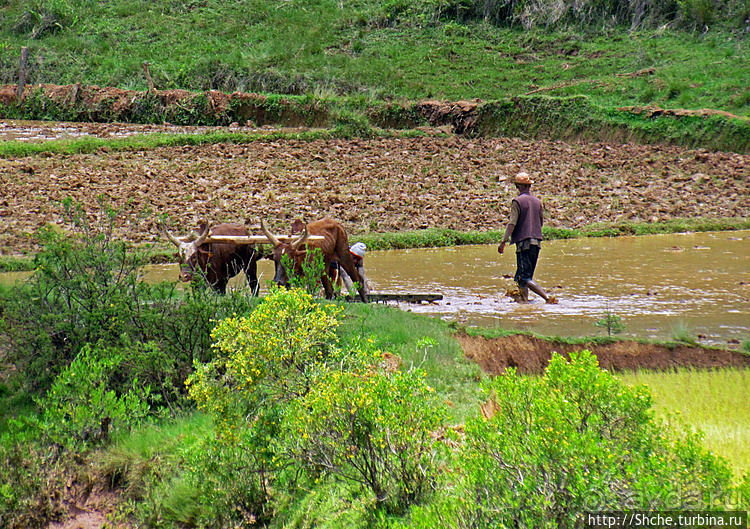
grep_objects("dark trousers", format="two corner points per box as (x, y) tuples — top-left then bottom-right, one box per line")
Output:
(515, 245), (540, 288)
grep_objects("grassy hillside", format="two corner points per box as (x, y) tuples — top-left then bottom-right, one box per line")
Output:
(1, 0), (749, 117)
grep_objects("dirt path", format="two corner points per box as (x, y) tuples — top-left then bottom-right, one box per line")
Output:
(458, 333), (750, 375)
(1, 127), (748, 255)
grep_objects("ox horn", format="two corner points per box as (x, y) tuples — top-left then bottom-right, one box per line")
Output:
(290, 226), (310, 251)
(260, 219), (282, 247)
(194, 219), (211, 246)
(162, 222), (185, 248)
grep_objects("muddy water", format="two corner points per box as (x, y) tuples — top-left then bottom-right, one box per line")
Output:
(2, 231), (748, 345)
(0, 119), (283, 142)
(362, 231), (750, 346)
(0, 119), (220, 142)
(0, 119), (126, 142)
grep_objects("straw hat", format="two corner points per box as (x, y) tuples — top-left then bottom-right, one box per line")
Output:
(513, 172), (534, 185)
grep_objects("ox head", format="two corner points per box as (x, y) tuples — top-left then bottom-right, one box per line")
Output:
(163, 220), (211, 282)
(260, 219), (309, 287)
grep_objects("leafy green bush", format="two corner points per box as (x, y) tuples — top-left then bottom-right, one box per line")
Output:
(2, 198), (258, 403)
(188, 286), (344, 420)
(284, 246), (327, 296)
(285, 364), (447, 514)
(3, 199), (153, 391)
(0, 339), (153, 526)
(186, 287), (345, 524)
(32, 342), (151, 449)
(184, 426), (276, 526)
(186, 287), (448, 523)
(457, 351), (733, 528)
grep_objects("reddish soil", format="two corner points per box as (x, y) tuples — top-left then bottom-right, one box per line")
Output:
(458, 333), (750, 376)
(1, 124), (748, 256)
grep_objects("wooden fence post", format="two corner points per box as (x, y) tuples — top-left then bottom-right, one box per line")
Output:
(17, 46), (28, 100)
(142, 61), (156, 93)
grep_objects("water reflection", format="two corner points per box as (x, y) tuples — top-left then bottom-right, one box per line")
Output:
(2, 231), (748, 345)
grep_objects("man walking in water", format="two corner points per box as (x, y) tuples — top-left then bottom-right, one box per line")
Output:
(498, 172), (556, 303)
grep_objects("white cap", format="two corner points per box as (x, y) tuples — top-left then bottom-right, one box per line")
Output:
(350, 242), (366, 258)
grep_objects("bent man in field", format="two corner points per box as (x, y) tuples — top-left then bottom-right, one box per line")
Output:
(497, 172), (557, 304)
(330, 241), (369, 296)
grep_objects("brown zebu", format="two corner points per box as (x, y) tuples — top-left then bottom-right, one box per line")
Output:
(261, 217), (367, 302)
(164, 221), (262, 295)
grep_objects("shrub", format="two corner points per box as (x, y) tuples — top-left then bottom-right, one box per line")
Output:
(32, 342), (151, 449)
(188, 286), (344, 421)
(285, 365), (447, 514)
(185, 287), (345, 523)
(0, 342), (152, 526)
(284, 246), (327, 297)
(2, 198), (258, 403)
(0, 436), (73, 528)
(184, 425), (277, 527)
(186, 287), (448, 522)
(458, 351), (733, 528)
(3, 198), (152, 392)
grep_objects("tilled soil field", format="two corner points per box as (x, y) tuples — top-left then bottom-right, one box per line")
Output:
(1, 123), (749, 255)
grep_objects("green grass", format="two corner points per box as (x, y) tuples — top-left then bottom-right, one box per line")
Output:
(337, 301), (484, 423)
(97, 412), (212, 524)
(1, 1), (749, 117)
(621, 369), (750, 477)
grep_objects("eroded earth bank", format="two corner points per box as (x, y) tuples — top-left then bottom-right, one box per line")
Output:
(458, 333), (750, 376)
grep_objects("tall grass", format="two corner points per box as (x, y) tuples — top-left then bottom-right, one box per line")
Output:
(620, 368), (750, 477)
(97, 413), (213, 524)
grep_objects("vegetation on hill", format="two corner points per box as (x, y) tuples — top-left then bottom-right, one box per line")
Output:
(1, 0), (749, 117)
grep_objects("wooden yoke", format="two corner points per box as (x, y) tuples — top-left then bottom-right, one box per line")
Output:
(202, 234), (325, 245)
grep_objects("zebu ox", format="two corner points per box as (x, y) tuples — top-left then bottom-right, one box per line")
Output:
(164, 221), (262, 295)
(261, 217), (367, 302)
